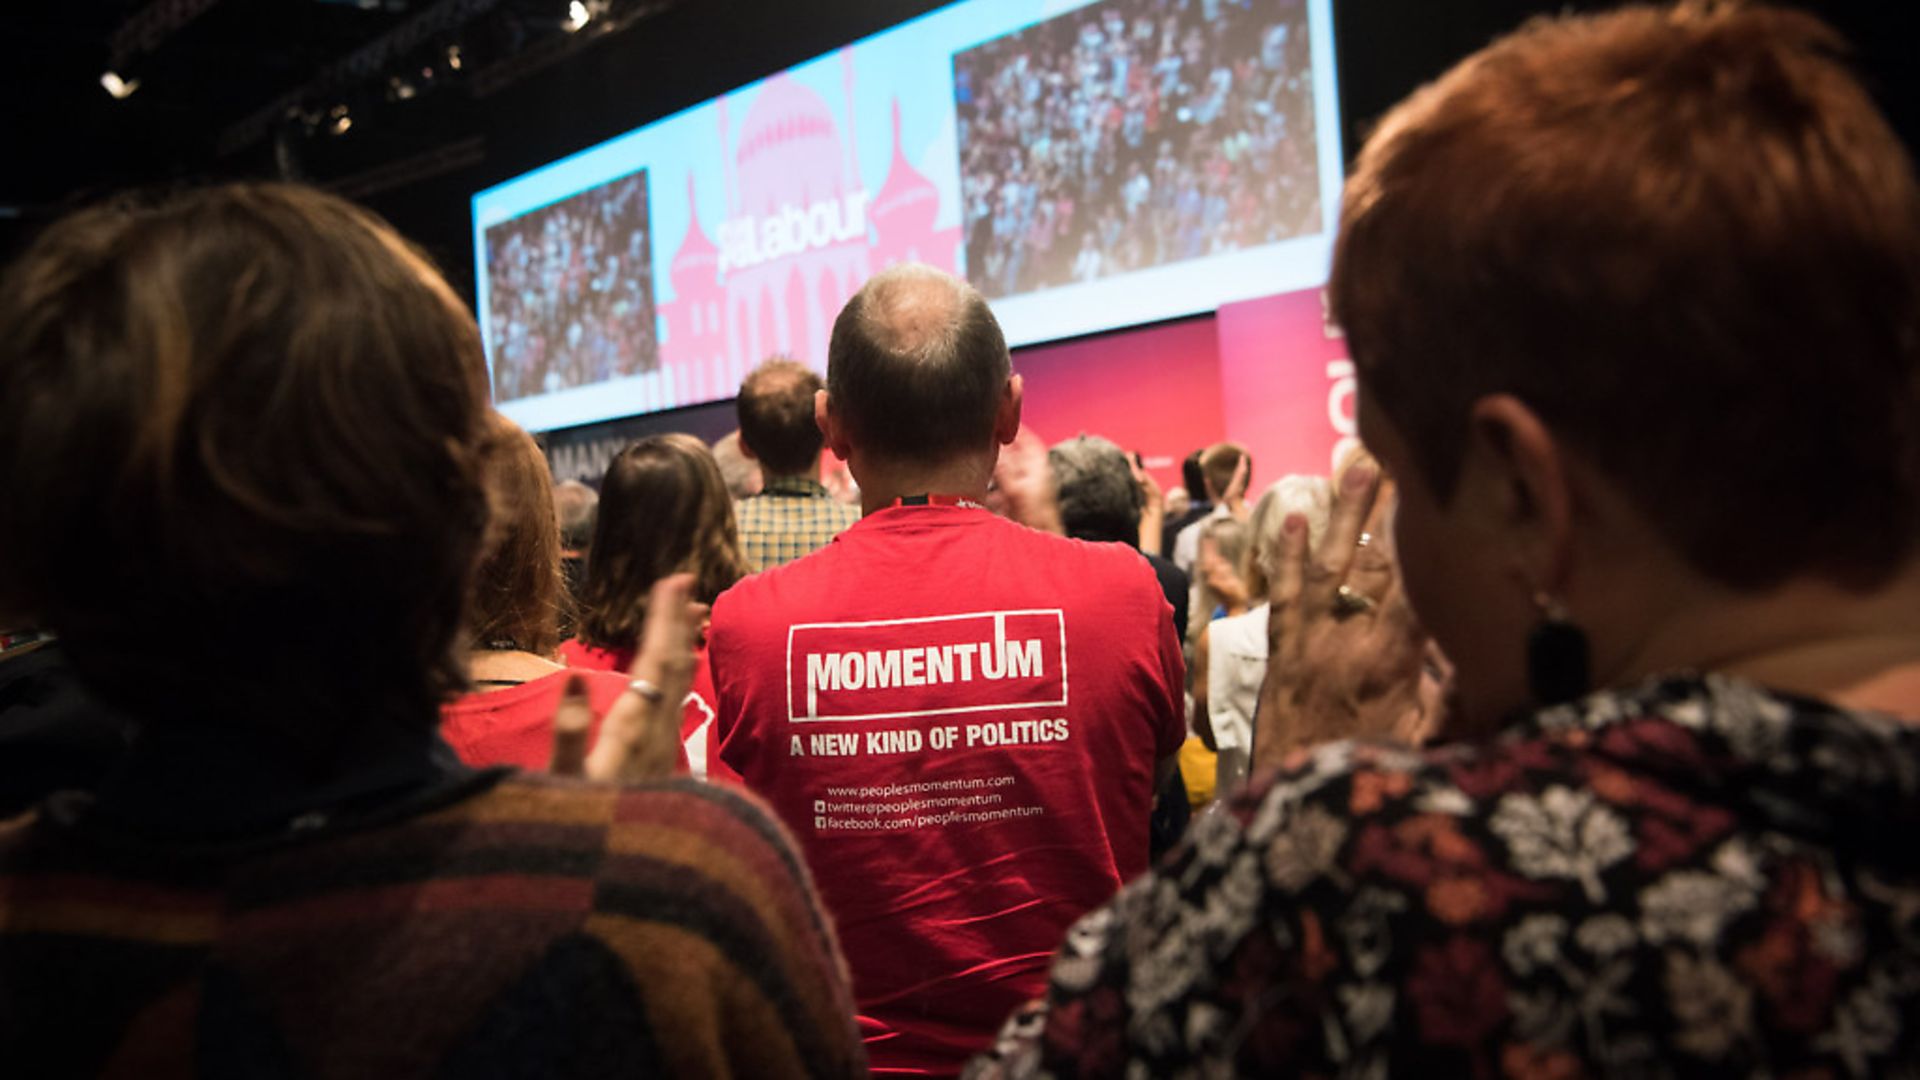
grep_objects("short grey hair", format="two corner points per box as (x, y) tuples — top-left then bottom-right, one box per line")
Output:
(1048, 435), (1142, 545)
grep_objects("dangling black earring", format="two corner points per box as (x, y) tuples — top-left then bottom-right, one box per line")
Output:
(1527, 593), (1591, 706)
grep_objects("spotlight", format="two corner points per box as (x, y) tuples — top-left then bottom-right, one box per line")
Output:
(328, 104), (352, 136)
(446, 44), (463, 71)
(562, 0), (590, 32)
(100, 71), (139, 99)
(387, 75), (417, 101)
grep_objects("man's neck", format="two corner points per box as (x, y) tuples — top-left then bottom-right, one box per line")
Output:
(854, 455), (995, 517)
(762, 469), (822, 489)
(763, 454), (823, 488)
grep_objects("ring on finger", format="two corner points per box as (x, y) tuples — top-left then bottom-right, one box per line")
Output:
(1333, 584), (1377, 618)
(1357, 531), (1372, 548)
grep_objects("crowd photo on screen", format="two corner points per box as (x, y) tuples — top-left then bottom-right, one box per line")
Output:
(483, 169), (661, 401)
(954, 0), (1321, 299)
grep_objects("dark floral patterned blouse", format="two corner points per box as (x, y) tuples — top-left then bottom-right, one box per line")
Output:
(968, 674), (1920, 1078)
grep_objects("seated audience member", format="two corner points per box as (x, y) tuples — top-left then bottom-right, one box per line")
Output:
(1192, 474), (1332, 797)
(0, 184), (862, 1076)
(564, 433), (747, 778)
(709, 264), (1186, 1075)
(552, 477), (597, 636)
(971, 5), (1920, 1075)
(0, 625), (133, 818)
(712, 429), (764, 500)
(1159, 450), (1208, 555)
(1170, 442), (1251, 575)
(441, 415), (683, 772)
(734, 357), (862, 570)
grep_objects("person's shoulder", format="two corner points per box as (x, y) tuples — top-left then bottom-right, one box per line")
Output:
(999, 519), (1154, 571)
(1209, 604), (1266, 653)
(1057, 533), (1169, 596)
(1142, 549), (1183, 577)
(713, 538), (838, 621)
(1217, 705), (1693, 923)
(603, 780), (810, 881)
(442, 772), (801, 866)
(556, 667), (632, 691)
(558, 639), (625, 671)
(393, 774), (860, 1073)
(503, 775), (831, 947)
(733, 491), (776, 525)
(556, 666), (636, 711)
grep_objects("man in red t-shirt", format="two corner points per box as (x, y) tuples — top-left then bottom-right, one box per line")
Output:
(708, 264), (1185, 1076)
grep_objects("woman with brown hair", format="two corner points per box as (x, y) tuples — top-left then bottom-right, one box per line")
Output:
(564, 432), (749, 778)
(439, 413), (683, 772)
(0, 183), (862, 1076)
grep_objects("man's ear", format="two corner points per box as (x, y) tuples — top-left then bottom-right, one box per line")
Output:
(994, 374), (1025, 447)
(734, 435), (759, 462)
(815, 389), (852, 460)
(1464, 394), (1574, 596)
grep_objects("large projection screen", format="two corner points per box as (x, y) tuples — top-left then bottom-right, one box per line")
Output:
(474, 0), (1343, 432)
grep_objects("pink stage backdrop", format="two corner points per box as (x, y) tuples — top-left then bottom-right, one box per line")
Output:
(1013, 285), (1354, 492)
(1214, 286), (1357, 483)
(1012, 317), (1224, 490)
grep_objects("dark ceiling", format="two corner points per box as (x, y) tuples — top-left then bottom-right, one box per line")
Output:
(0, 0), (957, 276)
(2, 0), (1913, 294)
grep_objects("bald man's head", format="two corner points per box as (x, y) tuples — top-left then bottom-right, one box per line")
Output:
(826, 264), (1010, 465)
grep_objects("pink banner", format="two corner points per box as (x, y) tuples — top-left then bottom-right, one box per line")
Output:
(1013, 316), (1225, 490)
(1215, 286), (1357, 483)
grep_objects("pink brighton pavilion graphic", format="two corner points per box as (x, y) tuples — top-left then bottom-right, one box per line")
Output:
(659, 48), (961, 402)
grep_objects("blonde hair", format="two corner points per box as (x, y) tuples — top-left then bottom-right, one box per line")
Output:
(1242, 475), (1333, 600)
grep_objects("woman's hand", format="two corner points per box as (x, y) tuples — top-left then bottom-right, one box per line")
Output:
(551, 574), (706, 783)
(1222, 452), (1251, 518)
(1198, 543), (1251, 614)
(1252, 454), (1438, 771)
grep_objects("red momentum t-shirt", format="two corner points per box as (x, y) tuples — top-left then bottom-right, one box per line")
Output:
(559, 640), (724, 781)
(708, 504), (1186, 1076)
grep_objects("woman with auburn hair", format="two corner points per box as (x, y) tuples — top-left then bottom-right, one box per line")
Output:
(440, 413), (685, 772)
(974, 4), (1920, 1076)
(0, 183), (861, 1077)
(565, 432), (749, 778)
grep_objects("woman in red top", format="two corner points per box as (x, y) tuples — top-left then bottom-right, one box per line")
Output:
(440, 414), (686, 772)
(564, 433), (748, 778)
